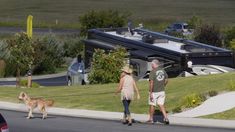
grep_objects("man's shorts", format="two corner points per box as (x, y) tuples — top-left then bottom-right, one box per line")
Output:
(148, 91), (165, 106)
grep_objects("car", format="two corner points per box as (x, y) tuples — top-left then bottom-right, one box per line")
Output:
(0, 113), (9, 132)
(66, 57), (86, 86)
(164, 22), (193, 36)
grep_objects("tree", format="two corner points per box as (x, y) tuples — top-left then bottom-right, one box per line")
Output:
(229, 39), (235, 50)
(88, 47), (127, 84)
(32, 34), (64, 74)
(63, 37), (85, 58)
(187, 16), (202, 29)
(79, 10), (130, 36)
(224, 26), (235, 48)
(194, 24), (222, 47)
(5, 33), (34, 87)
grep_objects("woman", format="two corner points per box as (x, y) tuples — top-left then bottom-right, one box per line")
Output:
(115, 66), (140, 126)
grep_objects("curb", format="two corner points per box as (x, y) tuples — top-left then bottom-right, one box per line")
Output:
(0, 101), (235, 129)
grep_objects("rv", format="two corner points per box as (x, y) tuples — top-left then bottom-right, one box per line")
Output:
(83, 27), (235, 78)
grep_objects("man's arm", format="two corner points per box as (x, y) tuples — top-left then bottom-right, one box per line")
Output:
(149, 80), (154, 101)
(133, 79), (140, 99)
(164, 71), (168, 86)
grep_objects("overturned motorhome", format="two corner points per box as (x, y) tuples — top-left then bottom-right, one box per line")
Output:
(84, 28), (235, 78)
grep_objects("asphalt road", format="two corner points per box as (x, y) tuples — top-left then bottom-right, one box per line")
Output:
(0, 76), (67, 86)
(0, 27), (79, 35)
(0, 110), (234, 132)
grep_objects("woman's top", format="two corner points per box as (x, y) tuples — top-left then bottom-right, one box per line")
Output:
(121, 75), (135, 100)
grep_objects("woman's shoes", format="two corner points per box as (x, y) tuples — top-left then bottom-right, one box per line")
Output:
(164, 118), (170, 125)
(127, 115), (132, 126)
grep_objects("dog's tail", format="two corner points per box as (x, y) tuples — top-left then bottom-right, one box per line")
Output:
(45, 99), (54, 107)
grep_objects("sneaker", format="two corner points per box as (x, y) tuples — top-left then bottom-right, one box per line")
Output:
(164, 118), (170, 125)
(146, 120), (154, 124)
(122, 120), (128, 125)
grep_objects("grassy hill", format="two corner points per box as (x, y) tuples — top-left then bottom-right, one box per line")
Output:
(0, 0), (234, 27)
(0, 72), (234, 116)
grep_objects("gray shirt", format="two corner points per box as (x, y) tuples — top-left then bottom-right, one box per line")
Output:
(149, 68), (168, 92)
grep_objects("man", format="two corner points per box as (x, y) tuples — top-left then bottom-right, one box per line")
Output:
(147, 59), (169, 124)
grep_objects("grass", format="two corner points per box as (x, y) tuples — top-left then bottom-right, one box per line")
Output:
(0, 0), (234, 29)
(0, 72), (235, 117)
(202, 108), (235, 120)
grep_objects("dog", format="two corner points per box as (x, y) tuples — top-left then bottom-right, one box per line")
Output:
(18, 92), (54, 119)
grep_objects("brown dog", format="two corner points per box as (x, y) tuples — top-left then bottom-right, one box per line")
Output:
(18, 92), (54, 119)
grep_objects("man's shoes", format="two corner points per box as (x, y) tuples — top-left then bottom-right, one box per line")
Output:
(164, 118), (170, 125)
(146, 120), (154, 124)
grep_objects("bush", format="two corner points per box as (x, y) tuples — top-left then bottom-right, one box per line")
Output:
(180, 93), (206, 109)
(79, 10), (129, 36)
(20, 79), (40, 88)
(172, 106), (182, 113)
(88, 47), (127, 84)
(187, 16), (202, 29)
(229, 39), (235, 50)
(63, 37), (85, 58)
(32, 34), (65, 74)
(224, 26), (235, 48)
(228, 79), (235, 91)
(207, 90), (218, 97)
(194, 24), (223, 47)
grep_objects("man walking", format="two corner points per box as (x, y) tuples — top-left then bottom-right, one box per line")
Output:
(147, 59), (169, 124)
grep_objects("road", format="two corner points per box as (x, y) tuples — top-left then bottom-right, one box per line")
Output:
(0, 27), (79, 35)
(0, 76), (67, 86)
(0, 110), (234, 132)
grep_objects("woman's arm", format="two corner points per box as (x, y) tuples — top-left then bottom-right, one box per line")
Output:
(115, 77), (124, 94)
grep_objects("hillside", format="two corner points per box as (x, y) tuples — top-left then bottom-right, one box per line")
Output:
(0, 0), (234, 26)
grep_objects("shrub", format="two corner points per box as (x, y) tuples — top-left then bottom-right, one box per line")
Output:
(228, 79), (235, 91)
(187, 16), (202, 29)
(180, 93), (206, 109)
(224, 26), (235, 48)
(88, 47), (127, 84)
(207, 90), (218, 97)
(63, 37), (85, 58)
(194, 24), (223, 47)
(20, 79), (40, 88)
(79, 10), (129, 36)
(32, 34), (65, 74)
(229, 39), (235, 50)
(172, 106), (182, 113)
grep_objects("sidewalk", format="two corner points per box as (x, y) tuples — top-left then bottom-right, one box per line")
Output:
(173, 91), (235, 117)
(0, 101), (235, 129)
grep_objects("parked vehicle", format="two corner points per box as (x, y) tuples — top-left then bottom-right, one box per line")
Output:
(165, 22), (193, 36)
(0, 113), (9, 132)
(66, 57), (86, 86)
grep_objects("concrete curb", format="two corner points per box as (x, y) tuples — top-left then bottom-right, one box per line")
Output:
(0, 101), (234, 129)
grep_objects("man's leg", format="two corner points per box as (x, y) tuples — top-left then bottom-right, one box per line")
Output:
(158, 104), (167, 119)
(157, 92), (169, 124)
(148, 105), (155, 122)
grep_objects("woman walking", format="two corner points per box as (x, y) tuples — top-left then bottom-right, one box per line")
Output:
(115, 66), (140, 126)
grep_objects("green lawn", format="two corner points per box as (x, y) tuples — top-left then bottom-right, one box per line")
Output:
(202, 108), (235, 120)
(0, 0), (234, 28)
(0, 72), (234, 117)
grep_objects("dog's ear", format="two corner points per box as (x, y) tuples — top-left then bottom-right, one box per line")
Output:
(22, 93), (25, 97)
(20, 92), (25, 97)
